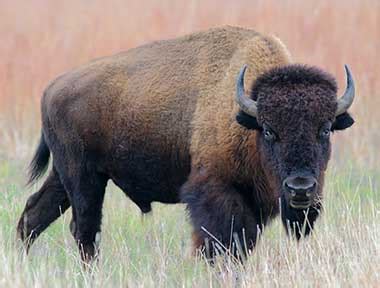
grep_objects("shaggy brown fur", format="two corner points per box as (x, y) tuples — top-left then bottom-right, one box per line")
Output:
(17, 26), (354, 262)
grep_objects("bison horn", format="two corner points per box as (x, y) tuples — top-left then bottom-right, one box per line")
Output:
(336, 65), (355, 116)
(236, 65), (258, 117)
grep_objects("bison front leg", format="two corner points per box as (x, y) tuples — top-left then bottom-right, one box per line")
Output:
(281, 195), (322, 239)
(181, 176), (258, 261)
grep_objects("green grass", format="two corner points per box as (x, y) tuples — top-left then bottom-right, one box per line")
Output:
(0, 157), (379, 287)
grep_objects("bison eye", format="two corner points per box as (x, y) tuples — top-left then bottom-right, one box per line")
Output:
(321, 129), (330, 138)
(263, 126), (276, 142)
(319, 122), (332, 139)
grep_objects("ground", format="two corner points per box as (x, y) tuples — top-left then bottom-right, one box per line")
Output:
(0, 158), (378, 287)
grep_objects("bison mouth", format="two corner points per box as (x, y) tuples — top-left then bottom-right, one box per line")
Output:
(289, 199), (312, 210)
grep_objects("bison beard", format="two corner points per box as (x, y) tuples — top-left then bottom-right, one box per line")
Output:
(280, 195), (322, 239)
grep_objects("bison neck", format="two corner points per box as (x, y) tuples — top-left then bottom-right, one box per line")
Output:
(190, 122), (279, 221)
(230, 127), (280, 220)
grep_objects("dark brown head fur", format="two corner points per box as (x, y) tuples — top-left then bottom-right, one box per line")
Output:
(237, 65), (354, 227)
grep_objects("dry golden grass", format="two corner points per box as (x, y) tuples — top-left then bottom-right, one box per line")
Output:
(0, 0), (379, 287)
(0, 163), (379, 287)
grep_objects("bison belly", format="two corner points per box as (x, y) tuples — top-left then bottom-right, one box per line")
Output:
(107, 139), (191, 212)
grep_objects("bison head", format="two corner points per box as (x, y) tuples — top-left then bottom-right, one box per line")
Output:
(235, 64), (355, 211)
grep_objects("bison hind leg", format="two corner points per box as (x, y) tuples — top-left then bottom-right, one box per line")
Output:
(57, 162), (109, 264)
(17, 168), (70, 252)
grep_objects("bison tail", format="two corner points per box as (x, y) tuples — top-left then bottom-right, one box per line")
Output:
(27, 132), (50, 185)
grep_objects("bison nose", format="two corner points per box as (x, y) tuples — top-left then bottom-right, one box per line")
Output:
(283, 175), (317, 209)
(283, 175), (317, 198)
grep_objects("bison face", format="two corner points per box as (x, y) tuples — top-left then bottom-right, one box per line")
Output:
(236, 65), (355, 210)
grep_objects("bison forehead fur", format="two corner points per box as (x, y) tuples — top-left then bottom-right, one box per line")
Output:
(255, 65), (338, 128)
(17, 26), (354, 262)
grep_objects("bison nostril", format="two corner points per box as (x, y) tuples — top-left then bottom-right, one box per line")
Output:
(284, 175), (317, 197)
(305, 183), (316, 197)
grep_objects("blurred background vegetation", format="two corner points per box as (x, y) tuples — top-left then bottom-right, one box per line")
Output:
(1, 0), (379, 170)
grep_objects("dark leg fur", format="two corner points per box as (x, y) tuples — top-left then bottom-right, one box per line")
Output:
(58, 162), (108, 263)
(281, 195), (321, 239)
(17, 168), (70, 251)
(181, 175), (258, 261)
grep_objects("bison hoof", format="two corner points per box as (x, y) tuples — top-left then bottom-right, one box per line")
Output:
(69, 219), (76, 237)
(95, 232), (101, 249)
(16, 213), (35, 252)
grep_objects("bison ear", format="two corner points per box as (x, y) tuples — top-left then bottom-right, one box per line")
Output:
(236, 110), (262, 130)
(331, 112), (354, 131)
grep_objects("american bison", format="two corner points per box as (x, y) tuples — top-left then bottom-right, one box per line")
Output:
(17, 26), (355, 262)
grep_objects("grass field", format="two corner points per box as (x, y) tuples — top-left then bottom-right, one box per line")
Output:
(0, 0), (379, 287)
(1, 159), (379, 286)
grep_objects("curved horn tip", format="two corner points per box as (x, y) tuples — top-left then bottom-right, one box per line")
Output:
(236, 64), (248, 91)
(344, 64), (354, 86)
(235, 64), (258, 117)
(335, 64), (355, 116)
(238, 65), (248, 79)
